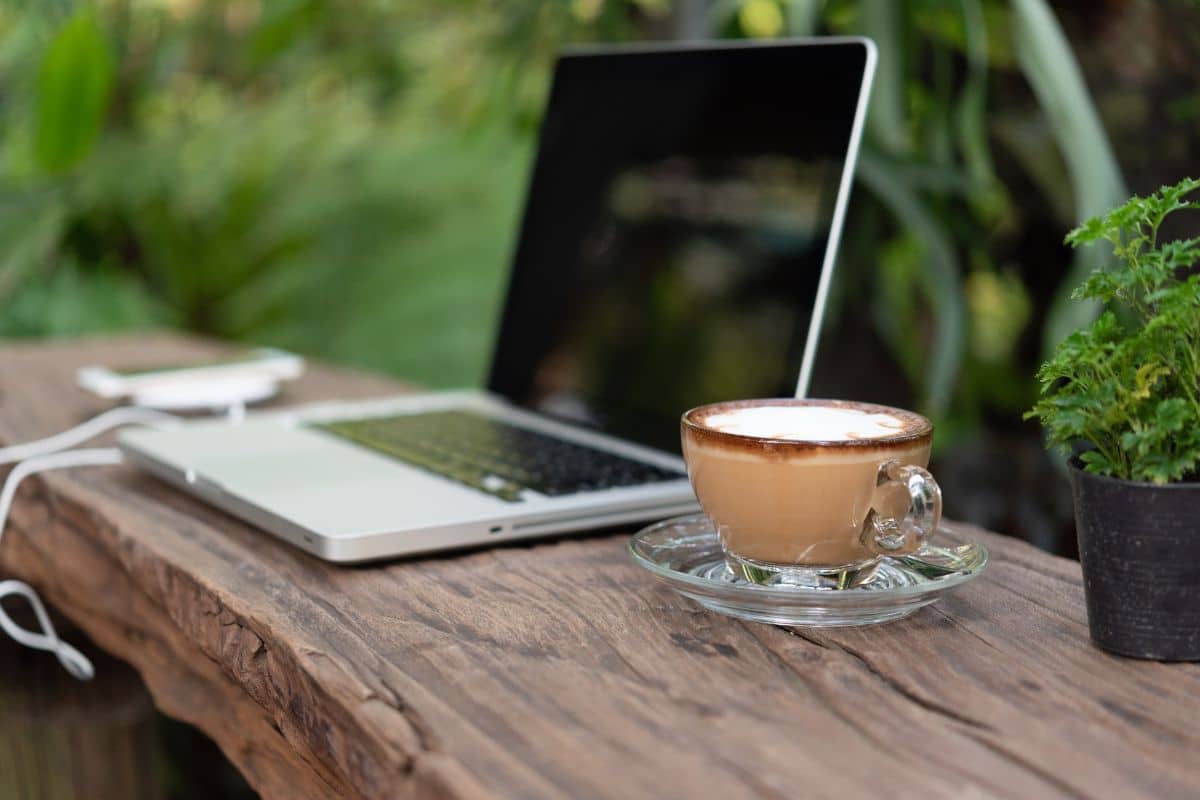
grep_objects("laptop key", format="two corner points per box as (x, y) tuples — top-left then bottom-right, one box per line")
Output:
(311, 410), (685, 502)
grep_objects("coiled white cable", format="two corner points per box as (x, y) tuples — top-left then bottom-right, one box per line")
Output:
(0, 407), (182, 679)
(0, 449), (126, 680)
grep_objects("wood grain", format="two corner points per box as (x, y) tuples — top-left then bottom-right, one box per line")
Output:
(1, 334), (1198, 799)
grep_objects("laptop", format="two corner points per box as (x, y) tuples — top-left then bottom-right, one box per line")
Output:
(119, 38), (877, 562)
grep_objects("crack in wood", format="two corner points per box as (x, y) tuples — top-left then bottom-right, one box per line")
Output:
(819, 637), (996, 734)
(785, 629), (830, 650)
(758, 628), (1078, 800)
(749, 629), (898, 757)
(743, 628), (1055, 799)
(371, 674), (440, 757)
(957, 728), (1088, 800)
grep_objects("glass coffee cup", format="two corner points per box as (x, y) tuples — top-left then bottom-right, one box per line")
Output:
(680, 398), (942, 588)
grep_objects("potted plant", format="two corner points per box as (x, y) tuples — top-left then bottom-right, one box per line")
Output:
(1027, 176), (1200, 660)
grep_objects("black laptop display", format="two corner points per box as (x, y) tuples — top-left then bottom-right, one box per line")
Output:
(488, 43), (871, 452)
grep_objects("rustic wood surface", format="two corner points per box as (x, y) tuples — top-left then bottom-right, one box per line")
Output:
(1, 334), (1198, 800)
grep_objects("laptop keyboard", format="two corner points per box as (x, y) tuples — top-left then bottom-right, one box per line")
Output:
(311, 410), (685, 502)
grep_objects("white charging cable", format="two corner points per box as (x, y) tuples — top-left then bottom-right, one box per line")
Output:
(0, 449), (124, 680)
(0, 407), (182, 679)
(0, 406), (180, 466)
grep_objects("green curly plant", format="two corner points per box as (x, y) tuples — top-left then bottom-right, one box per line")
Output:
(1027, 177), (1200, 484)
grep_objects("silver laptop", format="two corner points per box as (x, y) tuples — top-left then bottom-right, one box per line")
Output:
(119, 38), (877, 562)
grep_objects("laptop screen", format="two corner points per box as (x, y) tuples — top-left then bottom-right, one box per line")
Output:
(488, 41), (872, 453)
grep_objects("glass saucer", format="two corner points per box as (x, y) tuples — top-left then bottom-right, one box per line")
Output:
(628, 514), (988, 627)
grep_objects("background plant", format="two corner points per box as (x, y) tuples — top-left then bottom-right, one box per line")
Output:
(1028, 178), (1200, 484)
(2, 0), (1199, 551)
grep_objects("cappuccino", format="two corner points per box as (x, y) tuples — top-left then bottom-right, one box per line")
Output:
(696, 404), (918, 442)
(681, 399), (935, 570)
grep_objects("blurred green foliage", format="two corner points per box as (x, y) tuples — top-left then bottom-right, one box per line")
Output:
(0, 0), (630, 385)
(802, 0), (1125, 424)
(0, 0), (1195, 438)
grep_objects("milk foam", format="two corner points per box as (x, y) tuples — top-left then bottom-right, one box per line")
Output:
(701, 405), (910, 442)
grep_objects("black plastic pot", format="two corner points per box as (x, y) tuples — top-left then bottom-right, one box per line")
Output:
(1069, 460), (1200, 660)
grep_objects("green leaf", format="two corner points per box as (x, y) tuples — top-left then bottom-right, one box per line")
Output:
(857, 150), (967, 414)
(783, 0), (823, 36)
(954, 0), (994, 187)
(33, 10), (115, 173)
(858, 0), (910, 155)
(1154, 398), (1189, 432)
(1079, 448), (1118, 476)
(1157, 236), (1200, 271)
(1009, 0), (1127, 354)
(1130, 362), (1168, 399)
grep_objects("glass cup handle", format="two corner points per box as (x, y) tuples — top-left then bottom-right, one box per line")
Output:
(860, 461), (942, 557)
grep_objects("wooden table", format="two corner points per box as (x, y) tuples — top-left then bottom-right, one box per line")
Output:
(1, 335), (1198, 800)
